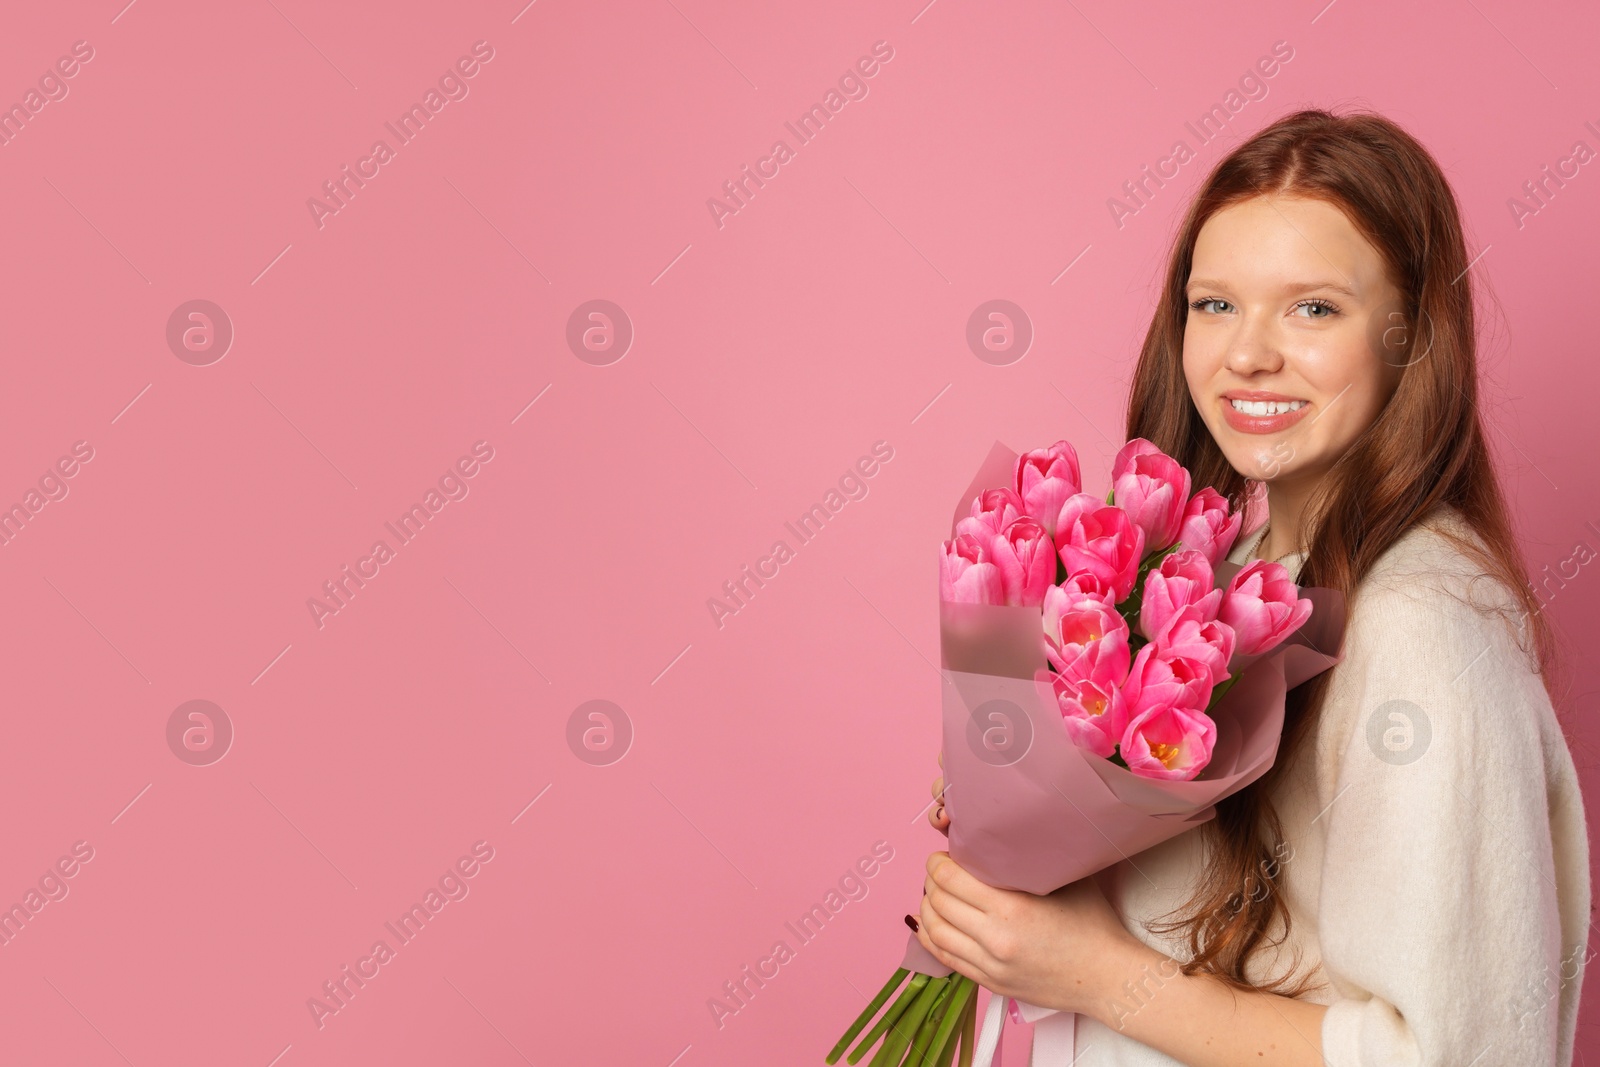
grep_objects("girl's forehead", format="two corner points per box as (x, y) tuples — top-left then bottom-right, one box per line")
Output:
(1190, 198), (1387, 296)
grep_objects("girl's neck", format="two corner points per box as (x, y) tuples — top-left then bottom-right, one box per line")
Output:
(1255, 485), (1312, 563)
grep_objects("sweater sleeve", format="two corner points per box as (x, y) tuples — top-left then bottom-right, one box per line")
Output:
(1316, 574), (1573, 1066)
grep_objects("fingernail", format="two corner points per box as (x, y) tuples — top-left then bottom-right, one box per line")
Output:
(904, 914), (920, 932)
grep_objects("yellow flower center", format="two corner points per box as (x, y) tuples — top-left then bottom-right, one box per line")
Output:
(1065, 618), (1102, 645)
(1149, 741), (1180, 768)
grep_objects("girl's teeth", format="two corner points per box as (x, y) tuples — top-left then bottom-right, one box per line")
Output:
(1230, 399), (1308, 416)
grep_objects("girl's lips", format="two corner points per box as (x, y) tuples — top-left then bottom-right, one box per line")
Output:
(1220, 397), (1312, 435)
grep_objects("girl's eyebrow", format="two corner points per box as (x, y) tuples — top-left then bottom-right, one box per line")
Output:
(1185, 277), (1360, 300)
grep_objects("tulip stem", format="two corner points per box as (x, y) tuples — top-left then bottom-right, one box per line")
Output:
(921, 975), (976, 1067)
(848, 973), (929, 1064)
(906, 978), (956, 1065)
(829, 968), (909, 1064)
(957, 992), (976, 1067)
(872, 974), (946, 1067)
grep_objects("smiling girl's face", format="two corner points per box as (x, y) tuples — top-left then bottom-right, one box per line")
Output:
(1182, 194), (1409, 487)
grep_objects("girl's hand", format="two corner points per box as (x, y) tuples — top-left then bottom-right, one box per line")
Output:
(929, 752), (949, 834)
(914, 851), (1138, 1016)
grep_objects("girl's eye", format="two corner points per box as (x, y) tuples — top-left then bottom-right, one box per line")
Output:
(1293, 299), (1339, 319)
(1189, 297), (1343, 318)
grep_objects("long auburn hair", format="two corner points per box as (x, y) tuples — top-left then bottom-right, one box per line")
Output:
(1124, 107), (1564, 995)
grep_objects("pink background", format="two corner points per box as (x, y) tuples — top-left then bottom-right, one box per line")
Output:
(0, 1), (1596, 1064)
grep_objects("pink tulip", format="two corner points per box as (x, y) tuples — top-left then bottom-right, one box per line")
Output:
(1176, 487), (1243, 566)
(1042, 586), (1131, 681)
(1014, 441), (1082, 539)
(1120, 700), (1218, 781)
(1155, 607), (1235, 683)
(955, 486), (1026, 543)
(1058, 569), (1114, 602)
(939, 534), (1004, 604)
(1112, 439), (1192, 554)
(1044, 669), (1129, 759)
(1138, 548), (1221, 645)
(1054, 494), (1145, 601)
(991, 518), (1056, 607)
(1219, 559), (1313, 656)
(1121, 643), (1216, 727)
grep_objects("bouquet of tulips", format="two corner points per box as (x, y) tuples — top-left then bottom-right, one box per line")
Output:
(827, 438), (1346, 1067)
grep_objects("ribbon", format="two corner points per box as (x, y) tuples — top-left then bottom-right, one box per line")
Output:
(969, 994), (1078, 1067)
(899, 936), (1083, 1066)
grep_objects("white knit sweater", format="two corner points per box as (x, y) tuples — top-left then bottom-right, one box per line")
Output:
(1068, 506), (1592, 1066)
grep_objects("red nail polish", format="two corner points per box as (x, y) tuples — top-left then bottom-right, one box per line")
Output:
(904, 914), (919, 932)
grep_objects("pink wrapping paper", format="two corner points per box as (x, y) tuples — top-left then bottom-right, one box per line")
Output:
(901, 440), (1346, 984)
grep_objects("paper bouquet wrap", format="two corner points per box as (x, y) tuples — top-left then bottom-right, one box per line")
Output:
(827, 439), (1346, 1067)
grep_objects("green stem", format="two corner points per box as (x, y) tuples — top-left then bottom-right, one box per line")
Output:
(904, 979), (956, 1066)
(829, 968), (909, 1064)
(872, 975), (946, 1067)
(956, 994), (976, 1067)
(848, 973), (929, 1065)
(920, 976), (976, 1067)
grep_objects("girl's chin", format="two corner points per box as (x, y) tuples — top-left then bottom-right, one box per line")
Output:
(1218, 443), (1311, 483)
